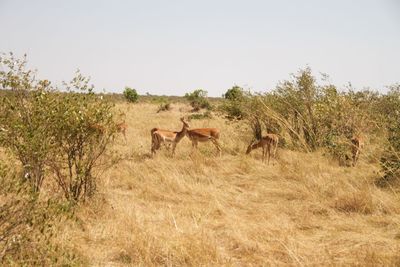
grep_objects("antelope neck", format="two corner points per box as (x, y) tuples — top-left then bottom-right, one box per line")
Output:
(175, 123), (188, 141)
(252, 141), (263, 150)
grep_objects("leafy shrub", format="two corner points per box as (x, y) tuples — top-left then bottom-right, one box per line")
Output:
(377, 85), (400, 186)
(123, 86), (139, 103)
(273, 67), (320, 150)
(150, 95), (168, 104)
(0, 53), (57, 191)
(48, 73), (117, 202)
(224, 85), (244, 101)
(185, 89), (211, 111)
(220, 86), (246, 120)
(0, 53), (118, 202)
(219, 68), (375, 160)
(0, 162), (79, 265)
(188, 111), (212, 120)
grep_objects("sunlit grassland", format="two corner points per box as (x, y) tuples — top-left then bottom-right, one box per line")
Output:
(60, 102), (400, 266)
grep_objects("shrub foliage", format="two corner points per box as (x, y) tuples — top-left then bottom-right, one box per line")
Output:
(0, 52), (118, 201)
(219, 67), (398, 172)
(123, 86), (139, 103)
(185, 89), (211, 111)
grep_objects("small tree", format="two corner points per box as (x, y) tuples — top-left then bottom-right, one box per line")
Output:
(378, 84), (400, 186)
(48, 72), (118, 202)
(0, 53), (118, 202)
(0, 53), (56, 191)
(185, 89), (211, 111)
(224, 85), (244, 101)
(0, 162), (77, 265)
(221, 86), (246, 120)
(123, 87), (139, 103)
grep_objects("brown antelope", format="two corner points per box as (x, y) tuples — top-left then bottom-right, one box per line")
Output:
(89, 123), (106, 135)
(246, 134), (279, 164)
(151, 117), (190, 156)
(89, 121), (127, 143)
(186, 127), (221, 156)
(116, 121), (128, 144)
(351, 135), (364, 166)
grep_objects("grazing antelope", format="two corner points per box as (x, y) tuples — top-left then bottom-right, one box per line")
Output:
(186, 127), (221, 156)
(246, 134), (279, 164)
(351, 135), (364, 166)
(151, 117), (190, 156)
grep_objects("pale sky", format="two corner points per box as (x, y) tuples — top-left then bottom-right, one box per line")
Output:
(1, 0), (399, 96)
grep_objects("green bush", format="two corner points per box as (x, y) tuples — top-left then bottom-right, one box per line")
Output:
(224, 85), (244, 101)
(0, 162), (80, 265)
(188, 111), (212, 120)
(0, 53), (58, 191)
(219, 68), (376, 159)
(185, 89), (211, 111)
(377, 85), (400, 186)
(0, 53), (118, 202)
(220, 86), (246, 120)
(49, 73), (117, 202)
(123, 86), (139, 103)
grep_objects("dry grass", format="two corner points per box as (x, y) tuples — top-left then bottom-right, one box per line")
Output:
(60, 102), (400, 266)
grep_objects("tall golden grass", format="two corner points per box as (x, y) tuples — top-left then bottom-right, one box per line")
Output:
(60, 102), (400, 266)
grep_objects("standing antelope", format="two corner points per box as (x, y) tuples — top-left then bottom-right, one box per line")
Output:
(246, 134), (279, 164)
(351, 135), (364, 166)
(89, 122), (127, 143)
(186, 127), (221, 156)
(116, 121), (128, 144)
(151, 117), (190, 156)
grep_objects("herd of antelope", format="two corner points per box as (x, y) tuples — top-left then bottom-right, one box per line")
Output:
(151, 117), (222, 157)
(149, 117), (364, 166)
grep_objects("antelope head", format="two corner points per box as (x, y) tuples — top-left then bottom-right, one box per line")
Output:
(246, 139), (257, 154)
(180, 117), (190, 129)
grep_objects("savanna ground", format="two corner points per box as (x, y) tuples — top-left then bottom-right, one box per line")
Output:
(58, 102), (400, 266)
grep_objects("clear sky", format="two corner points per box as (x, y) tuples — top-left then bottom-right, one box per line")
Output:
(1, 0), (399, 96)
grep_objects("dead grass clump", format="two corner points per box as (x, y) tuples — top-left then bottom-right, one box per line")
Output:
(355, 246), (400, 267)
(372, 190), (400, 215)
(334, 190), (374, 214)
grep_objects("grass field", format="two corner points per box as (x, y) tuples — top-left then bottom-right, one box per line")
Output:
(54, 102), (400, 266)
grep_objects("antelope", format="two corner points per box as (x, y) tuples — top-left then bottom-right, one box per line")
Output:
(89, 123), (106, 135)
(351, 135), (364, 166)
(186, 127), (221, 156)
(89, 122), (128, 143)
(151, 117), (190, 156)
(246, 134), (279, 164)
(116, 121), (128, 144)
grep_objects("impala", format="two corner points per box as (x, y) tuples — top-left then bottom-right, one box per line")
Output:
(151, 117), (190, 156)
(116, 121), (128, 144)
(186, 127), (221, 156)
(246, 134), (279, 164)
(351, 135), (364, 166)
(89, 122), (127, 143)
